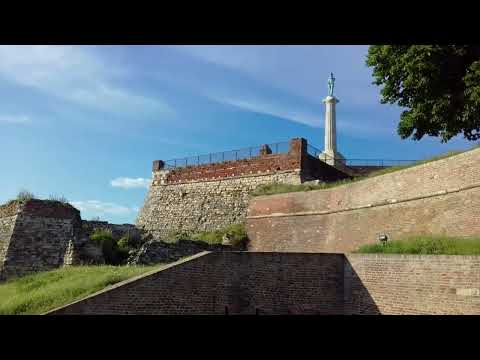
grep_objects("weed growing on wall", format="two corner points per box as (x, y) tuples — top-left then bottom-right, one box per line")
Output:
(16, 189), (35, 202)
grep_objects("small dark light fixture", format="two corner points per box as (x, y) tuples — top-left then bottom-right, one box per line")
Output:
(377, 233), (388, 245)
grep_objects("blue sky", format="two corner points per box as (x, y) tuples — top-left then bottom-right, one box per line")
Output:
(0, 45), (476, 224)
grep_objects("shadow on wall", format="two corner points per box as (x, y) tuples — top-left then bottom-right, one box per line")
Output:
(343, 258), (381, 315)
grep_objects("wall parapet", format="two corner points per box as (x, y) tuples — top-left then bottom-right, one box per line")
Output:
(152, 138), (307, 185)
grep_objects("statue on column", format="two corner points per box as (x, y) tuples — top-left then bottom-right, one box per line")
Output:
(327, 72), (335, 96)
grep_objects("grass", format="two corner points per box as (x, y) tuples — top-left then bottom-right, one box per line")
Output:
(252, 145), (480, 197)
(354, 236), (480, 255)
(0, 265), (163, 315)
(251, 180), (354, 196)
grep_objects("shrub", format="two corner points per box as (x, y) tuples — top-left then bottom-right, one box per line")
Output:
(90, 228), (128, 265)
(191, 223), (248, 248)
(221, 223), (248, 247)
(16, 189), (35, 202)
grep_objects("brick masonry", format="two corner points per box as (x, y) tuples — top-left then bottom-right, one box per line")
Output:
(48, 252), (480, 315)
(344, 254), (480, 315)
(136, 138), (350, 239)
(48, 252), (345, 315)
(246, 147), (480, 253)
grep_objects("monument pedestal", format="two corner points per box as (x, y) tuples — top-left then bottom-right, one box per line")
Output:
(319, 94), (345, 167)
(319, 150), (346, 166)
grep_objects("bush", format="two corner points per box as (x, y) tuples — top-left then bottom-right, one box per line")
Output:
(191, 223), (248, 248)
(90, 228), (131, 265)
(16, 189), (35, 202)
(354, 236), (480, 255)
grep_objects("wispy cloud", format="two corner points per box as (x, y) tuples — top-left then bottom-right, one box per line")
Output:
(71, 200), (139, 216)
(210, 95), (323, 127)
(0, 114), (31, 124)
(110, 177), (151, 189)
(0, 45), (175, 116)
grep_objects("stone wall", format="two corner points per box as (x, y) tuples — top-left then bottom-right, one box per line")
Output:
(0, 200), (109, 281)
(136, 138), (350, 239)
(0, 200), (85, 280)
(0, 202), (20, 279)
(47, 252), (480, 315)
(247, 147), (480, 253)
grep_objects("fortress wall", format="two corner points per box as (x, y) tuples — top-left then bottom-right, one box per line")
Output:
(0, 200), (84, 280)
(247, 147), (480, 253)
(137, 171), (302, 240)
(344, 254), (480, 315)
(48, 252), (346, 315)
(0, 200), (106, 280)
(0, 202), (20, 280)
(137, 138), (350, 239)
(48, 252), (480, 315)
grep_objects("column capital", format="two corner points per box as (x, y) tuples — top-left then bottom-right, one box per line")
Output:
(322, 95), (339, 104)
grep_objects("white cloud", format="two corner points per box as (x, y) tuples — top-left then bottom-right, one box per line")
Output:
(110, 177), (151, 189)
(0, 45), (174, 116)
(71, 200), (139, 216)
(0, 114), (30, 124)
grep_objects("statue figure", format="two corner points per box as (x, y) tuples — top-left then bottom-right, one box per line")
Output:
(327, 72), (335, 96)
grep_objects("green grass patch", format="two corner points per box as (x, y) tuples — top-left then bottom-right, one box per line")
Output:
(354, 236), (480, 255)
(251, 180), (355, 197)
(0, 265), (163, 315)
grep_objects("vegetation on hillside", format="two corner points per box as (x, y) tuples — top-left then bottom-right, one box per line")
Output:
(366, 45), (480, 142)
(354, 236), (480, 255)
(90, 228), (146, 265)
(0, 265), (161, 315)
(252, 145), (479, 197)
(164, 223), (248, 247)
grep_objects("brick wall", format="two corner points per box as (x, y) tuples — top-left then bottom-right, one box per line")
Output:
(48, 252), (345, 315)
(344, 254), (480, 315)
(247, 147), (480, 253)
(47, 252), (480, 315)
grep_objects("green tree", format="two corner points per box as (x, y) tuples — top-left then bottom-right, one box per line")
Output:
(366, 45), (480, 142)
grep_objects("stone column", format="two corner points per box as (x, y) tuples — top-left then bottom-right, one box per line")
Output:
(320, 96), (345, 166)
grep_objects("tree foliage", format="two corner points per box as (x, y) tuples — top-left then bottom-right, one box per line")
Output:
(366, 45), (480, 142)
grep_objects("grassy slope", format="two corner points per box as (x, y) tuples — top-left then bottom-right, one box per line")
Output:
(0, 265), (163, 315)
(252, 145), (479, 197)
(354, 236), (480, 255)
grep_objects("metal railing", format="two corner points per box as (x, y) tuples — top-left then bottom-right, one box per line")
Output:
(163, 141), (290, 170)
(308, 144), (418, 167)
